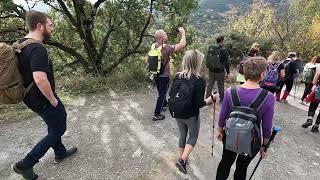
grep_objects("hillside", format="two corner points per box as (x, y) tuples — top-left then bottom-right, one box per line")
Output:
(191, 0), (288, 37)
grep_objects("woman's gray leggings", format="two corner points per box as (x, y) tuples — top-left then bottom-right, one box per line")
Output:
(176, 116), (200, 148)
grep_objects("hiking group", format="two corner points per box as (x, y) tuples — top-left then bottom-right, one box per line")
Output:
(0, 10), (317, 180)
(147, 29), (275, 179)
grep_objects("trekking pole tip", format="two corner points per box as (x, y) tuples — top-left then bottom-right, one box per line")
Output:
(274, 126), (281, 132)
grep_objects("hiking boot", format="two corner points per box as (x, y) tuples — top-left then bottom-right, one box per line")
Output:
(175, 158), (187, 174)
(311, 125), (319, 133)
(280, 99), (288, 103)
(12, 161), (38, 180)
(152, 115), (165, 121)
(54, 147), (78, 164)
(302, 119), (313, 128)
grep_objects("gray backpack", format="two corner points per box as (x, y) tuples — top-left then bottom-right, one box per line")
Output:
(225, 87), (268, 157)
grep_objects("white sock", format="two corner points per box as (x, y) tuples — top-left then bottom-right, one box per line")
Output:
(308, 116), (313, 121)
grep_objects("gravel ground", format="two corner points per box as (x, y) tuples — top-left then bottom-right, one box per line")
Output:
(1, 84), (320, 180)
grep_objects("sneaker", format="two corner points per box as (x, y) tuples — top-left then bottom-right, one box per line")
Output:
(311, 125), (319, 133)
(152, 115), (165, 121)
(302, 119), (313, 128)
(12, 161), (38, 180)
(175, 159), (187, 174)
(54, 147), (78, 164)
(280, 99), (288, 103)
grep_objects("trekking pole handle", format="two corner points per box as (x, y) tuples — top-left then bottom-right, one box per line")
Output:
(211, 91), (217, 103)
(262, 126), (281, 152)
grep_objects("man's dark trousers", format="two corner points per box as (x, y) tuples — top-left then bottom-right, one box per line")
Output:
(206, 71), (225, 102)
(22, 99), (67, 168)
(154, 76), (169, 115)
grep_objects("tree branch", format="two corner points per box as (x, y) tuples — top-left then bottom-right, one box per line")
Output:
(56, 50), (77, 71)
(97, 28), (114, 60)
(45, 40), (90, 70)
(0, 28), (26, 34)
(56, 0), (77, 27)
(104, 50), (141, 75)
(65, 60), (80, 66)
(72, 0), (101, 75)
(0, 14), (20, 19)
(44, 2), (63, 12)
(104, 0), (155, 75)
(93, 0), (106, 9)
(132, 0), (154, 52)
(12, 3), (27, 20)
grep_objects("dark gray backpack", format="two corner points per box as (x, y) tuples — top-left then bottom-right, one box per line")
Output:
(225, 87), (268, 157)
(206, 45), (224, 72)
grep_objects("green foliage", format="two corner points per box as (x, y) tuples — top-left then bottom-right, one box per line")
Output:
(220, 32), (275, 67)
(0, 103), (34, 122)
(56, 56), (149, 96)
(210, 0), (320, 64)
(0, 0), (199, 76)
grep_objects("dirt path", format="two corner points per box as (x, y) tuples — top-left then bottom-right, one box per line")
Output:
(1, 85), (320, 180)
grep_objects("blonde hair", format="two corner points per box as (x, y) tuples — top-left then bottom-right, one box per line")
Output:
(268, 51), (281, 63)
(251, 42), (261, 51)
(311, 55), (320, 64)
(178, 50), (204, 79)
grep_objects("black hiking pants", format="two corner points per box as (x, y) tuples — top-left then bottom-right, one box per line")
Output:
(154, 76), (169, 115)
(302, 83), (313, 101)
(308, 102), (320, 125)
(279, 78), (294, 93)
(216, 143), (257, 180)
(22, 99), (67, 168)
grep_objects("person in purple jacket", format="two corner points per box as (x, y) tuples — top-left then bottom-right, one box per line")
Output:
(216, 57), (275, 180)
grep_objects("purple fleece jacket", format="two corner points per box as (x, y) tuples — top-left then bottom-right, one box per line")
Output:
(218, 86), (275, 138)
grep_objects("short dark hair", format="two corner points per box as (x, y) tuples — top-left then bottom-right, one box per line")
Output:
(243, 57), (268, 82)
(217, 36), (224, 44)
(288, 52), (297, 58)
(25, 11), (51, 31)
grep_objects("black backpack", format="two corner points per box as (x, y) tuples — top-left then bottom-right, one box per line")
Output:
(206, 45), (224, 72)
(238, 53), (248, 75)
(169, 75), (196, 119)
(282, 59), (292, 79)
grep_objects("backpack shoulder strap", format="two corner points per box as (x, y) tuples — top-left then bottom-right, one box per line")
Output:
(249, 89), (269, 111)
(12, 39), (43, 53)
(231, 87), (241, 107)
(151, 43), (156, 49)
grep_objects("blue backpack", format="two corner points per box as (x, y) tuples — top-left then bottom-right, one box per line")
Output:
(262, 63), (280, 88)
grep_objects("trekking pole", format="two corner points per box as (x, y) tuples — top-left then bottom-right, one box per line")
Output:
(249, 126), (282, 180)
(294, 76), (298, 100)
(211, 92), (217, 157)
(294, 72), (300, 100)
